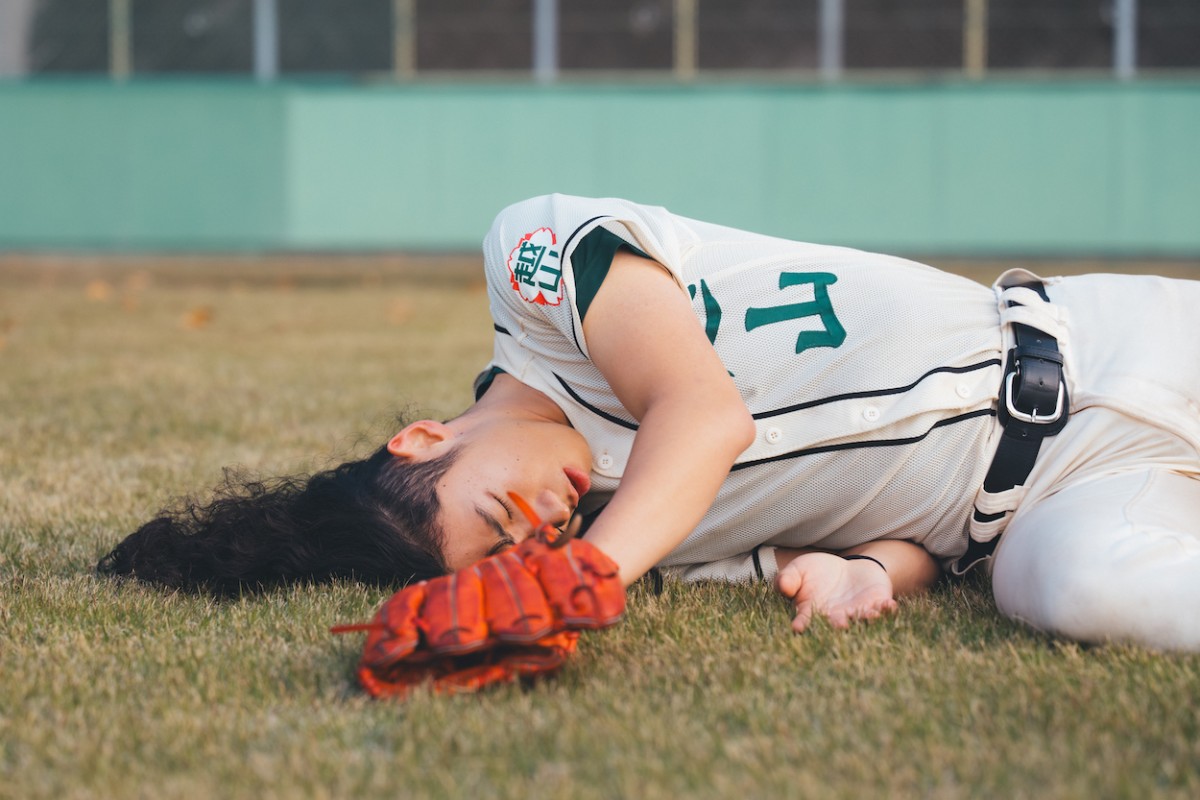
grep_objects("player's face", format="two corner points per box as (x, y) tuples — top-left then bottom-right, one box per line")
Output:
(390, 416), (594, 571)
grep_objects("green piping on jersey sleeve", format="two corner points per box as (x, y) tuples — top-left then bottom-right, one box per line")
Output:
(572, 226), (650, 323)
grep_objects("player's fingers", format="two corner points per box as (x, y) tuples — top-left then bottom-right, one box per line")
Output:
(791, 601), (815, 633)
(849, 597), (897, 624)
(776, 563), (802, 599)
(826, 607), (852, 630)
(864, 598), (897, 619)
(852, 606), (882, 623)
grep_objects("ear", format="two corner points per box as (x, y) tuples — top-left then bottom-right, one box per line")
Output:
(386, 420), (454, 460)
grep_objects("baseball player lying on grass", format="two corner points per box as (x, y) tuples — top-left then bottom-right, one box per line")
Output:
(100, 194), (1200, 693)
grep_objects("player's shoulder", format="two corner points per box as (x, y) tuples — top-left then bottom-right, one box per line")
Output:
(484, 195), (626, 269)
(484, 194), (687, 264)
(487, 194), (634, 234)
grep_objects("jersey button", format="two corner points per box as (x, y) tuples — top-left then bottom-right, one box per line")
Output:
(765, 427), (783, 444)
(956, 383), (972, 399)
(597, 454), (614, 470)
(862, 406), (880, 422)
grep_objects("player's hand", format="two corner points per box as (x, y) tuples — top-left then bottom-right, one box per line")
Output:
(775, 552), (897, 633)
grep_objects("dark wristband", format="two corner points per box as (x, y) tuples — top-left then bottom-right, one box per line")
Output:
(843, 554), (887, 573)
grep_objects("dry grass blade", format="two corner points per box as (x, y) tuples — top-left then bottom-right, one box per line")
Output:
(3, 255), (1200, 799)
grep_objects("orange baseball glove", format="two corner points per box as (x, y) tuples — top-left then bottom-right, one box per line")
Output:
(331, 493), (625, 697)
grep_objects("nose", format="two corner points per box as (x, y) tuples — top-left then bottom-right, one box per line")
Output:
(528, 488), (571, 534)
(506, 489), (573, 543)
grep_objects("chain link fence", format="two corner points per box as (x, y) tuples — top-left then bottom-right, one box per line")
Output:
(0, 0), (1197, 79)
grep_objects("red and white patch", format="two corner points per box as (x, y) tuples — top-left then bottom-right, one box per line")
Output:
(507, 227), (564, 306)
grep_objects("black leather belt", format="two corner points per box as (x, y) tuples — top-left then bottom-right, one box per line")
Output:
(955, 281), (1070, 573)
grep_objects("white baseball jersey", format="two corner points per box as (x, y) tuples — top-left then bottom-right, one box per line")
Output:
(476, 194), (1008, 581)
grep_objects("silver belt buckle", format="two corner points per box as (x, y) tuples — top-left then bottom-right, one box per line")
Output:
(1004, 371), (1065, 425)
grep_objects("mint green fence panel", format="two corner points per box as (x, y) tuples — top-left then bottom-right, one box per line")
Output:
(1, 81), (1197, 255)
(0, 82), (288, 250)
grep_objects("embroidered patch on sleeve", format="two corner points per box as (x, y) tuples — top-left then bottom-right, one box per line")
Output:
(507, 227), (564, 306)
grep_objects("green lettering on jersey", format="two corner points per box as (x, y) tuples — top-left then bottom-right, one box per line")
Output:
(687, 279), (722, 345)
(744, 272), (846, 353)
(514, 240), (561, 292)
(688, 279), (733, 377)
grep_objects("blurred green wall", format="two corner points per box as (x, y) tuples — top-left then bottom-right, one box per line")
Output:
(1, 80), (1197, 255)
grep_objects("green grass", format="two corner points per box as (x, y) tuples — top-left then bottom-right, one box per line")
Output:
(3, 255), (1200, 799)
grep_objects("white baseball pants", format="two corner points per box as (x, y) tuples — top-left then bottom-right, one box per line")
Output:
(985, 272), (1200, 651)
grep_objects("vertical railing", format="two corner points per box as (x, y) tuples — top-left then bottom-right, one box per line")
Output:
(253, 0), (279, 82)
(963, 0), (988, 79)
(0, 0), (33, 77)
(393, 0), (416, 80)
(90, 1), (1153, 85)
(819, 0), (843, 80)
(674, 0), (698, 80)
(1114, 0), (1138, 80)
(533, 0), (558, 83)
(109, 0), (132, 80)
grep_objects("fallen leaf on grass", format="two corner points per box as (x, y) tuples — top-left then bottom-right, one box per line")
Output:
(86, 280), (113, 302)
(181, 306), (214, 329)
(387, 298), (412, 326)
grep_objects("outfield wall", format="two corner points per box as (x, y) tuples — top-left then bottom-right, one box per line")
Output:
(1, 80), (1197, 255)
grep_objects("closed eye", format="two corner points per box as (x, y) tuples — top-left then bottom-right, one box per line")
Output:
(478, 499), (515, 557)
(485, 531), (515, 557)
(491, 492), (515, 521)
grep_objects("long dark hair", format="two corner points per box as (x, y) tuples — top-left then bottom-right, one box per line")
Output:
(96, 443), (457, 596)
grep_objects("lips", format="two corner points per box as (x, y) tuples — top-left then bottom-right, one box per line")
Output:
(564, 467), (592, 500)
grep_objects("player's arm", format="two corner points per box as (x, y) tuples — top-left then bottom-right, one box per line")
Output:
(580, 250), (756, 586)
(774, 540), (940, 632)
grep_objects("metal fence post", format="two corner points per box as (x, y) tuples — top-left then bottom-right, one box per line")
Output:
(533, 0), (558, 83)
(393, 0), (416, 80)
(964, 0), (988, 79)
(0, 0), (36, 77)
(674, 0), (698, 80)
(1114, 0), (1137, 80)
(110, 0), (132, 80)
(819, 0), (843, 80)
(253, 0), (279, 82)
